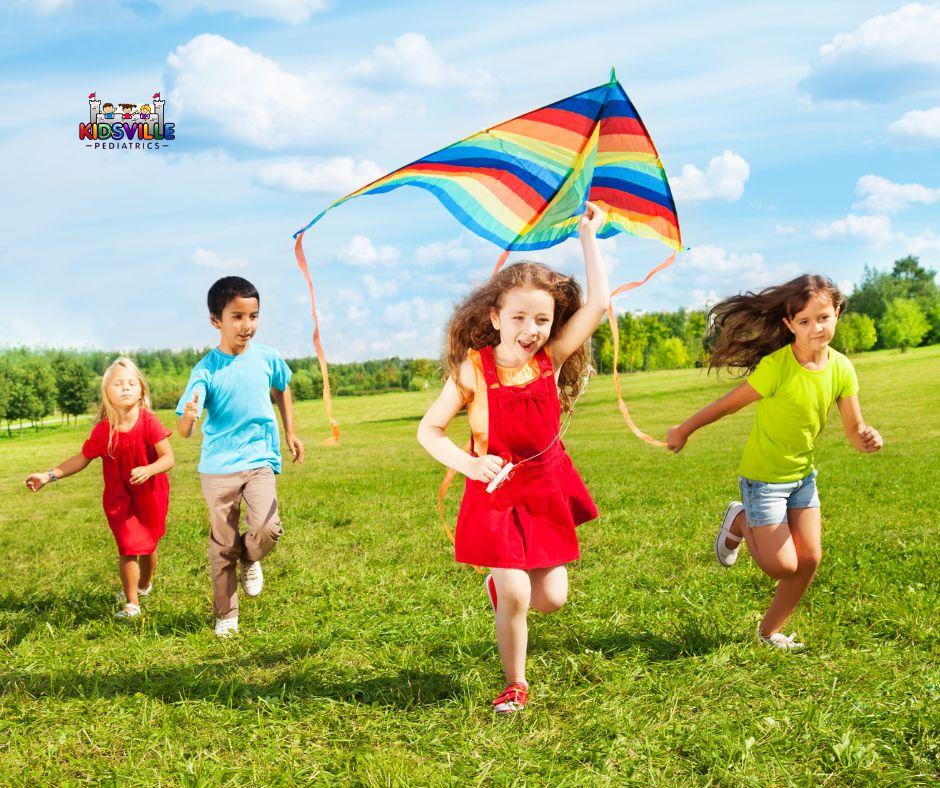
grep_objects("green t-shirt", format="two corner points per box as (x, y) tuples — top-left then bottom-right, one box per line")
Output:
(738, 345), (858, 483)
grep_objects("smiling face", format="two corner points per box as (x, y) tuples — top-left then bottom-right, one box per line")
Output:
(784, 292), (838, 351)
(105, 367), (142, 411)
(490, 286), (555, 362)
(211, 295), (260, 354)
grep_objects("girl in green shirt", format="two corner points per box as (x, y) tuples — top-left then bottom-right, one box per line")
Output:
(666, 275), (883, 651)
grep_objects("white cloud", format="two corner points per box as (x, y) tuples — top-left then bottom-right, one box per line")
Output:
(350, 32), (497, 99)
(686, 245), (766, 274)
(838, 280), (855, 296)
(165, 34), (397, 150)
(414, 238), (473, 266)
(800, 3), (940, 103)
(190, 247), (248, 269)
(670, 150), (750, 203)
(812, 214), (894, 246)
(681, 245), (799, 292)
(382, 296), (450, 327)
(775, 222), (799, 236)
(338, 235), (400, 267)
(362, 274), (398, 299)
(688, 289), (720, 310)
(347, 304), (370, 321)
(256, 158), (384, 194)
(853, 174), (940, 213)
(15, 0), (72, 13)
(888, 106), (940, 142)
(166, 0), (326, 24)
(903, 228), (940, 258)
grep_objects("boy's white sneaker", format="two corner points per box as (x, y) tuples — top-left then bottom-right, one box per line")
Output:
(215, 617), (239, 637)
(240, 561), (264, 597)
(757, 624), (804, 652)
(714, 501), (745, 567)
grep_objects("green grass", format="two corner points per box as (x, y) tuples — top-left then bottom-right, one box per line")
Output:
(0, 346), (937, 784)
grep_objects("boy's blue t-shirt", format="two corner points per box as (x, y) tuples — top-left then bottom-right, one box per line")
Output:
(176, 343), (292, 475)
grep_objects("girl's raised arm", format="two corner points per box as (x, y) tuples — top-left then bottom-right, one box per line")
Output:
(25, 453), (93, 492)
(667, 381), (763, 453)
(836, 394), (883, 453)
(417, 363), (504, 484)
(550, 202), (611, 369)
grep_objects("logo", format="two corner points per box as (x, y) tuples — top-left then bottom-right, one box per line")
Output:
(79, 92), (176, 150)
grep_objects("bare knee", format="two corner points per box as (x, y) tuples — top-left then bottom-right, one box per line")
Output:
(531, 587), (567, 614)
(798, 550), (822, 576)
(766, 557), (799, 580)
(500, 586), (530, 615)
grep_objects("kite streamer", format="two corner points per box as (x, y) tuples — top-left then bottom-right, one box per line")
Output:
(294, 68), (682, 444)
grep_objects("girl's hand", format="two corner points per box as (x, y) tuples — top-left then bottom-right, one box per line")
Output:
(858, 424), (883, 453)
(666, 426), (687, 453)
(25, 473), (46, 492)
(466, 454), (505, 483)
(578, 200), (607, 238)
(182, 391), (200, 421)
(287, 432), (304, 463)
(129, 466), (153, 485)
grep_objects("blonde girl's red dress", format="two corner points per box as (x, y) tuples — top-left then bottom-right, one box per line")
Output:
(455, 345), (598, 570)
(81, 409), (171, 556)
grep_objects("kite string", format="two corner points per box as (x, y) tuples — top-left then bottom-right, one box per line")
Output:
(294, 232), (340, 445)
(607, 251), (679, 447)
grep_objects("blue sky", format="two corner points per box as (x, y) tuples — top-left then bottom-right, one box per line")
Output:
(2, 0), (938, 360)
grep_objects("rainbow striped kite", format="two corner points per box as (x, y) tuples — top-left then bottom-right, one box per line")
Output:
(293, 68), (682, 445)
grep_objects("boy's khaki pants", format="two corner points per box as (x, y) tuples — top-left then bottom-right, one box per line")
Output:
(200, 466), (284, 620)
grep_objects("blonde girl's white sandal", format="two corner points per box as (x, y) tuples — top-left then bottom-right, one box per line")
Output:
(757, 623), (804, 651)
(114, 603), (141, 619)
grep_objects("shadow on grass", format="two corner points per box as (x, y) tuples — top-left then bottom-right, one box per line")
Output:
(0, 655), (459, 710)
(569, 621), (723, 662)
(0, 591), (210, 646)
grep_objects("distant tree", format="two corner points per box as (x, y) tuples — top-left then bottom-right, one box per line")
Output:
(617, 312), (648, 372)
(649, 337), (690, 370)
(879, 298), (929, 352)
(52, 356), (93, 423)
(591, 320), (614, 373)
(832, 312), (877, 354)
(0, 362), (11, 436)
(291, 369), (316, 401)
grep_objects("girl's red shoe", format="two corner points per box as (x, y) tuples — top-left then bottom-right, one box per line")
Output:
(492, 682), (528, 714)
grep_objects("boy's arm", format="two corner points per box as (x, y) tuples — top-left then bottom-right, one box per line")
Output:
(25, 453), (93, 491)
(551, 202), (612, 369)
(667, 382), (763, 453)
(272, 385), (304, 463)
(176, 390), (201, 437)
(837, 394), (883, 453)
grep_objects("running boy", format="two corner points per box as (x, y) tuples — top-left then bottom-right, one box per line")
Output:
(177, 276), (304, 637)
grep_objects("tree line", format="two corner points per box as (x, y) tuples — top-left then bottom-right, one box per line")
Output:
(2, 256), (937, 434)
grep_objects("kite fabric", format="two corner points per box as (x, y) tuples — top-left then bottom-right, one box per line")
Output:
(293, 68), (683, 445)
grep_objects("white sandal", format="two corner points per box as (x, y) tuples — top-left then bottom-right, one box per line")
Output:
(114, 603), (141, 619)
(714, 501), (745, 567)
(757, 624), (804, 651)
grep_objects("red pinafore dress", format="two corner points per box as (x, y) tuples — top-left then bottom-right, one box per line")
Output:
(455, 345), (598, 570)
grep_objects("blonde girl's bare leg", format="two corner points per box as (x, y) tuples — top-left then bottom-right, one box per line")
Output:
(139, 549), (157, 590)
(119, 556), (141, 606)
(760, 507), (822, 636)
(490, 568), (532, 685)
(528, 565), (568, 613)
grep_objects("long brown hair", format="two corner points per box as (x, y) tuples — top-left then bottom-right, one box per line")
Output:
(706, 274), (845, 374)
(443, 261), (589, 411)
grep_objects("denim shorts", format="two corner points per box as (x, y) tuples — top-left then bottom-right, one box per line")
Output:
(738, 470), (820, 527)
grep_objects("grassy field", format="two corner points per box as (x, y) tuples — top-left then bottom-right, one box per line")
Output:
(0, 346), (937, 785)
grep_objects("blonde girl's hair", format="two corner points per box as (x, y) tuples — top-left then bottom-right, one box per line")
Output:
(705, 274), (846, 374)
(443, 261), (589, 411)
(96, 357), (152, 456)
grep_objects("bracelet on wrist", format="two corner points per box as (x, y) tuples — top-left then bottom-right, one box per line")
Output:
(47, 469), (59, 484)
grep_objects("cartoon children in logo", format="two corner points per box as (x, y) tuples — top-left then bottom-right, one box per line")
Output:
(102, 102), (116, 119)
(120, 103), (136, 120)
(138, 104), (151, 120)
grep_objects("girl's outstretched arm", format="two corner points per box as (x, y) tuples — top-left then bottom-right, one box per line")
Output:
(667, 381), (763, 453)
(25, 453), (92, 491)
(837, 394), (883, 453)
(551, 201), (611, 369)
(417, 363), (505, 484)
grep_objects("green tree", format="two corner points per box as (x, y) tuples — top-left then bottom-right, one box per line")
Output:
(591, 320), (614, 373)
(879, 298), (929, 352)
(648, 337), (690, 370)
(617, 312), (648, 372)
(52, 356), (93, 423)
(832, 312), (877, 354)
(291, 369), (316, 401)
(0, 361), (11, 436)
